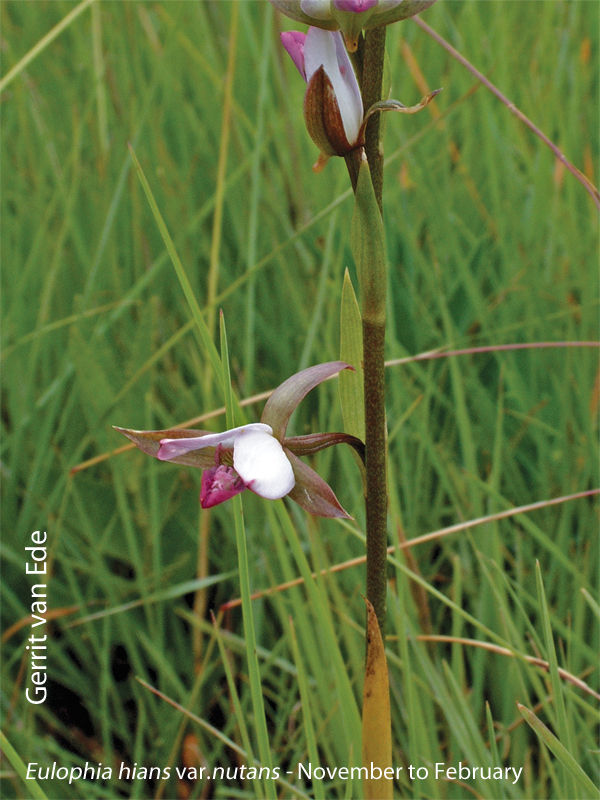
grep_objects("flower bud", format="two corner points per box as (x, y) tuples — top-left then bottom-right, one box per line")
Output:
(282, 27), (363, 160)
(304, 66), (352, 156)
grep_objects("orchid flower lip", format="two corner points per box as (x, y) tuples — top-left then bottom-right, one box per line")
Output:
(200, 463), (246, 508)
(233, 428), (295, 500)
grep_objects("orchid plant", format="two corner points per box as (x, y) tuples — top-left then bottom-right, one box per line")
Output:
(117, 1), (437, 796)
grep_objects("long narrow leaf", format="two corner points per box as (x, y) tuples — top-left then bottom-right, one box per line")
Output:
(128, 144), (223, 382)
(339, 268), (365, 441)
(0, 732), (48, 800)
(517, 704), (599, 799)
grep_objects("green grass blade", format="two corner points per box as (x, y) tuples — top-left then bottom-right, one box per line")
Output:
(219, 312), (276, 799)
(518, 704), (599, 799)
(287, 617), (325, 800)
(0, 0), (95, 95)
(211, 613), (256, 766)
(535, 560), (577, 798)
(0, 731), (48, 800)
(128, 144), (222, 381)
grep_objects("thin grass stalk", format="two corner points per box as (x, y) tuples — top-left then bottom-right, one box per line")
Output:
(219, 314), (277, 799)
(287, 618), (325, 800)
(0, 732), (48, 800)
(0, 0), (96, 95)
(517, 704), (599, 798)
(127, 145), (223, 379)
(535, 562), (577, 799)
(211, 612), (256, 767)
(272, 503), (362, 750)
(413, 15), (600, 210)
(244, 3), (272, 389)
(91, 3), (109, 156)
(206, 0), (239, 340)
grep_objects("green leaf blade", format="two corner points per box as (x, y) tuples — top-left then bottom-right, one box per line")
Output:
(339, 268), (365, 441)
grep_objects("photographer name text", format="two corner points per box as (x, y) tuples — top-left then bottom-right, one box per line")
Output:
(25, 529), (48, 705)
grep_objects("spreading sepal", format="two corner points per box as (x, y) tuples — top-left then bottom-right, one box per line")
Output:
(285, 431), (365, 461)
(286, 449), (351, 518)
(113, 426), (216, 468)
(262, 360), (352, 440)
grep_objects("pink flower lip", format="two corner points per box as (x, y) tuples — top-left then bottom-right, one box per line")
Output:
(200, 464), (247, 508)
(333, 0), (378, 12)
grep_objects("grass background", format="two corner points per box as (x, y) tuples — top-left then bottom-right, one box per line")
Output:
(1, 1), (598, 798)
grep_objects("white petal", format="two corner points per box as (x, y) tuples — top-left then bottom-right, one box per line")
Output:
(331, 31), (363, 143)
(158, 423), (272, 461)
(304, 28), (363, 145)
(233, 430), (295, 500)
(301, 0), (333, 20)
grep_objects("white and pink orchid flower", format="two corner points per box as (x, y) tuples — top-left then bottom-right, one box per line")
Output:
(281, 27), (363, 159)
(115, 362), (364, 518)
(272, 0), (437, 50)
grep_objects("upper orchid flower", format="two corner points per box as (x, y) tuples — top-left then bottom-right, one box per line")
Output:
(115, 362), (364, 519)
(271, 0), (437, 50)
(281, 27), (363, 163)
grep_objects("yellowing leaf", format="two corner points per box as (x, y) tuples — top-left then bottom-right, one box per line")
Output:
(362, 598), (393, 800)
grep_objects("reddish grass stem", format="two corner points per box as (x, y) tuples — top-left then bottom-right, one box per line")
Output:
(413, 16), (600, 210)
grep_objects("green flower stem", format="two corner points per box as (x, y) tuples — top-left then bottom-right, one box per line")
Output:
(344, 149), (361, 193)
(356, 27), (388, 630)
(360, 26), (386, 210)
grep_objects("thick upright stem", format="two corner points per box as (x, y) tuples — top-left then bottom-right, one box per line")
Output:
(363, 318), (387, 627)
(360, 27), (387, 630)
